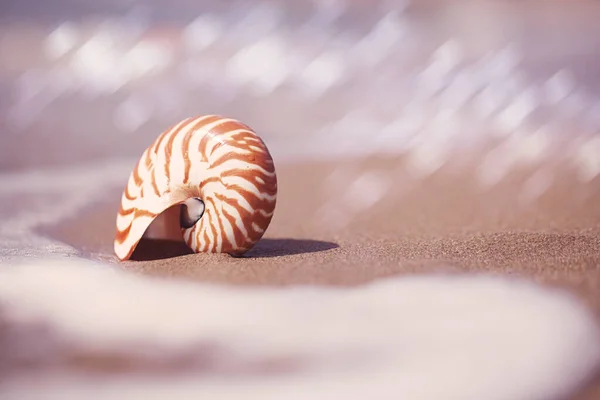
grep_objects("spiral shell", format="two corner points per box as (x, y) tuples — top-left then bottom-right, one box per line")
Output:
(114, 115), (277, 261)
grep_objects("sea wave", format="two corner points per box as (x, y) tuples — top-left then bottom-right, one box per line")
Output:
(0, 258), (598, 400)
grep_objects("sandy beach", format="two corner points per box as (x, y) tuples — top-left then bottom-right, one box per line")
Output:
(41, 156), (600, 303)
(15, 155), (595, 400)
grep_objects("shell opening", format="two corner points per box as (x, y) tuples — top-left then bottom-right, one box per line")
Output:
(180, 197), (205, 229)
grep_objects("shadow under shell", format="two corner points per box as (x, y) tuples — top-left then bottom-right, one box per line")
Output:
(135, 204), (339, 261)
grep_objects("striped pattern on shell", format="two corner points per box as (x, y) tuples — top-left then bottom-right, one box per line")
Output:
(114, 115), (277, 261)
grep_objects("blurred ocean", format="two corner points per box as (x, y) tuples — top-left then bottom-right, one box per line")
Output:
(0, 258), (598, 400)
(1, 0), (600, 169)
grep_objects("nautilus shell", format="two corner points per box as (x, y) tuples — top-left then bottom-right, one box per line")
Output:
(114, 115), (277, 261)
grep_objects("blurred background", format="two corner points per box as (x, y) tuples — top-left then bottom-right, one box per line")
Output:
(2, 5), (600, 398)
(1, 0), (600, 183)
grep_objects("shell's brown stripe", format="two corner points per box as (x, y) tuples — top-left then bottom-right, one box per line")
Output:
(215, 139), (263, 157)
(152, 122), (178, 155)
(214, 192), (272, 240)
(182, 129), (194, 184)
(216, 195), (262, 244)
(230, 131), (262, 143)
(119, 203), (135, 217)
(230, 135), (268, 152)
(207, 197), (234, 252)
(150, 121), (182, 196)
(205, 207), (218, 251)
(182, 117), (214, 184)
(202, 210), (216, 251)
(244, 208), (272, 240)
(115, 224), (132, 245)
(115, 208), (156, 244)
(231, 134), (270, 156)
(164, 117), (198, 181)
(257, 153), (276, 170)
(206, 121), (252, 154)
(221, 168), (277, 196)
(124, 184), (136, 201)
(199, 211), (211, 252)
(163, 130), (177, 181)
(198, 134), (211, 163)
(210, 150), (273, 171)
(225, 128), (266, 147)
(152, 117), (189, 159)
(202, 225), (211, 252)
(194, 220), (203, 251)
(150, 172), (161, 196)
(211, 120), (253, 136)
(115, 208), (158, 244)
(210, 141), (224, 157)
(220, 165), (277, 185)
(198, 115), (225, 130)
(135, 208), (157, 219)
(209, 151), (247, 170)
(151, 133), (168, 156)
(197, 116), (228, 158)
(201, 119), (257, 158)
(144, 150), (152, 169)
(215, 194), (253, 230)
(221, 207), (247, 249)
(199, 176), (221, 191)
(132, 160), (144, 187)
(254, 173), (278, 192)
(145, 155), (161, 197)
(196, 230), (203, 252)
(226, 184), (274, 212)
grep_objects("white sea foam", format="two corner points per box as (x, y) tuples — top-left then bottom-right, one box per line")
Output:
(0, 258), (598, 400)
(0, 159), (136, 262)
